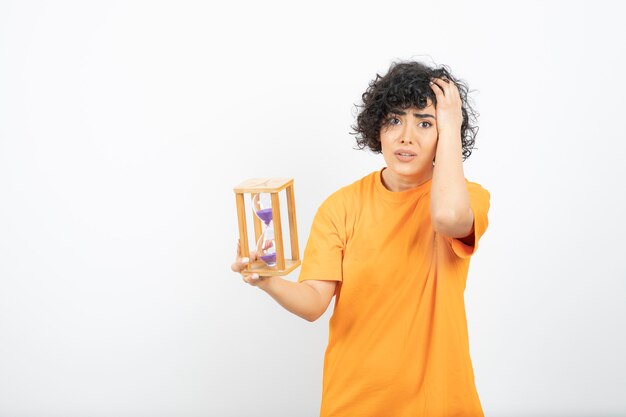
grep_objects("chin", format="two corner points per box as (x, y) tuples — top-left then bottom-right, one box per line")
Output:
(388, 162), (422, 177)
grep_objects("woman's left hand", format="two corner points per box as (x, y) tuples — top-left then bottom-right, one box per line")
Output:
(429, 77), (463, 136)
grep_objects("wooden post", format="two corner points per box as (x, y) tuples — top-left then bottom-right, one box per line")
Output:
(235, 193), (249, 268)
(252, 193), (263, 249)
(271, 192), (285, 270)
(286, 184), (300, 261)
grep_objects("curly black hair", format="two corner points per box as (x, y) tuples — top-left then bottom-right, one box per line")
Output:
(350, 60), (479, 161)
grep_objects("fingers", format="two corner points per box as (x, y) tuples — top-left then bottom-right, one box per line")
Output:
(242, 273), (267, 286)
(235, 239), (258, 261)
(231, 242), (260, 273)
(230, 255), (250, 273)
(249, 249), (258, 260)
(430, 77), (458, 99)
(232, 255), (266, 286)
(233, 239), (266, 286)
(242, 273), (257, 284)
(429, 77), (446, 97)
(231, 238), (250, 272)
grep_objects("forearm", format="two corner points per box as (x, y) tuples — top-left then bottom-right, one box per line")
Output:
(257, 276), (321, 322)
(430, 130), (470, 223)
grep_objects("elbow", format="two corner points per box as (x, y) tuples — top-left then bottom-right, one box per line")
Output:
(432, 211), (456, 235)
(304, 304), (326, 322)
(432, 207), (473, 238)
(304, 311), (321, 322)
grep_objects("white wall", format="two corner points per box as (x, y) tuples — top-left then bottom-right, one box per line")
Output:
(1, 1), (624, 416)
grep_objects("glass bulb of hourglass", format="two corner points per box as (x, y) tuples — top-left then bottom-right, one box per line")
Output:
(256, 226), (276, 267)
(252, 193), (277, 267)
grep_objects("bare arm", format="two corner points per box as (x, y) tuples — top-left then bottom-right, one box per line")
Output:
(232, 240), (337, 322)
(429, 76), (473, 238)
(257, 278), (337, 322)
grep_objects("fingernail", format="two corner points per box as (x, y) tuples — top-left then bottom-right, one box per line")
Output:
(252, 274), (258, 279)
(241, 257), (249, 264)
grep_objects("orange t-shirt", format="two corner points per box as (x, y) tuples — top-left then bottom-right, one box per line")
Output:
(297, 167), (491, 417)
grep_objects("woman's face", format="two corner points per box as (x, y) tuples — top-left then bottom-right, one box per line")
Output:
(379, 102), (439, 183)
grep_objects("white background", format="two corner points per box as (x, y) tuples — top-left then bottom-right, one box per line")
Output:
(1, 1), (625, 416)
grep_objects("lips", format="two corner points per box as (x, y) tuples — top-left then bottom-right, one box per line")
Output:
(394, 149), (417, 157)
(394, 149), (417, 163)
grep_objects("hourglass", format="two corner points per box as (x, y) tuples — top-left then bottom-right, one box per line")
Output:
(233, 178), (301, 276)
(251, 192), (276, 266)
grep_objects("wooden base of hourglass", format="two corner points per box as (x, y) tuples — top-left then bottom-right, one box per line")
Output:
(244, 259), (301, 277)
(233, 178), (301, 277)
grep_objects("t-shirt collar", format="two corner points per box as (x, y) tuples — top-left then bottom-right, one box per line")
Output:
(374, 167), (432, 203)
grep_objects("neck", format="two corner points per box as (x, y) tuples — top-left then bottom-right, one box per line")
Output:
(381, 167), (433, 192)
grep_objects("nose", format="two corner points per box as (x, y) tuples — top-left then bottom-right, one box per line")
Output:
(399, 124), (414, 144)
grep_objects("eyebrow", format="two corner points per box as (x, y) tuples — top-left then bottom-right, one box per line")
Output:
(390, 109), (436, 119)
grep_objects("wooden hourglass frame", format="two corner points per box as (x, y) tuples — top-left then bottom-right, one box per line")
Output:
(233, 178), (301, 276)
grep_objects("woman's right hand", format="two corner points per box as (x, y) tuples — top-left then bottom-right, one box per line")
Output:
(231, 239), (269, 286)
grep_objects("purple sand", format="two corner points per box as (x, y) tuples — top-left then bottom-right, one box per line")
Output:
(260, 253), (276, 265)
(256, 208), (273, 224)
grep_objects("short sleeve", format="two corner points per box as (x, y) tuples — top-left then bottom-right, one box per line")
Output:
(445, 181), (491, 259)
(297, 193), (345, 283)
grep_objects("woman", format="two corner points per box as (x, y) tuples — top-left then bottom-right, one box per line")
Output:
(232, 60), (491, 417)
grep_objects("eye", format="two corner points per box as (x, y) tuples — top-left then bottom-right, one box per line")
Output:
(382, 116), (401, 129)
(419, 121), (432, 128)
